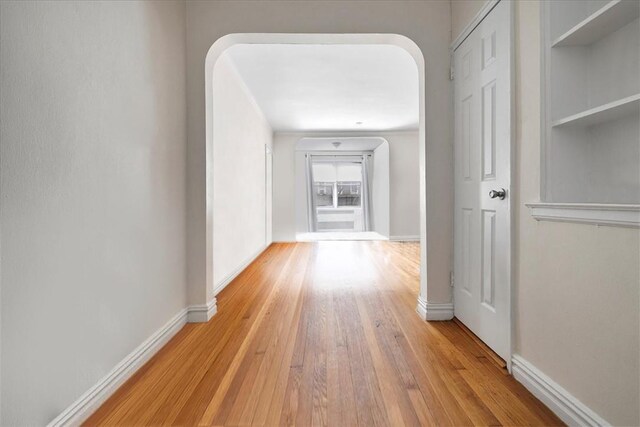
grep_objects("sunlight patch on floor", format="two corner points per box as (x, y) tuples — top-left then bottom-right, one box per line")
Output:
(296, 231), (388, 241)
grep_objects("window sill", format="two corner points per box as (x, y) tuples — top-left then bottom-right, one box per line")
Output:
(525, 202), (640, 228)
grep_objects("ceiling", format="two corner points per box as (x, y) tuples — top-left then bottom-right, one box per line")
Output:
(296, 137), (386, 152)
(225, 44), (419, 132)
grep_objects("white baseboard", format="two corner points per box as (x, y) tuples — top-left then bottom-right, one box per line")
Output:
(511, 354), (609, 427)
(389, 235), (420, 242)
(48, 299), (218, 426)
(416, 297), (454, 321)
(186, 298), (218, 323)
(416, 296), (428, 319)
(213, 244), (268, 296)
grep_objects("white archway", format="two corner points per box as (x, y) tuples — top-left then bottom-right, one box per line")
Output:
(204, 33), (428, 317)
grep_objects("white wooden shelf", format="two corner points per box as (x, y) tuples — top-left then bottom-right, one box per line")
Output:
(526, 202), (640, 228)
(543, 0), (639, 205)
(552, 0), (640, 47)
(552, 94), (640, 128)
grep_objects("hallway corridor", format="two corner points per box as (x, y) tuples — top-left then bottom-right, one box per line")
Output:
(86, 242), (561, 426)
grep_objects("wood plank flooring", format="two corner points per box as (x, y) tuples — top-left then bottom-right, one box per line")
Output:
(85, 241), (563, 426)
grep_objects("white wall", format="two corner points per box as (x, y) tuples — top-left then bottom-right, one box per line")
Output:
(186, 0), (453, 305)
(386, 132), (421, 239)
(372, 143), (390, 237)
(0, 1), (188, 425)
(452, 1), (640, 425)
(273, 132), (419, 242)
(212, 54), (273, 292)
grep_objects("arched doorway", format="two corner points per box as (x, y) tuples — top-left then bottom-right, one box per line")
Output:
(203, 33), (428, 318)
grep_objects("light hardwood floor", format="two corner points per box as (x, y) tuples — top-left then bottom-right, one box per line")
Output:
(85, 241), (562, 426)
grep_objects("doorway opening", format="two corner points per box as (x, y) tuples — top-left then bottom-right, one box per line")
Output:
(204, 33), (428, 319)
(295, 137), (390, 242)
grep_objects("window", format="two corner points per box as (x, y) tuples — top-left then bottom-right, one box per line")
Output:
(312, 161), (363, 208)
(337, 181), (361, 206)
(313, 182), (334, 207)
(308, 156), (370, 233)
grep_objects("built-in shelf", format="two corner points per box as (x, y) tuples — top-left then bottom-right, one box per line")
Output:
(526, 202), (640, 228)
(552, 94), (640, 128)
(543, 0), (639, 206)
(552, 0), (640, 47)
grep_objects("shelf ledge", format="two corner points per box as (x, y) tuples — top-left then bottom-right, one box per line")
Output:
(552, 0), (640, 47)
(552, 94), (640, 128)
(526, 202), (640, 228)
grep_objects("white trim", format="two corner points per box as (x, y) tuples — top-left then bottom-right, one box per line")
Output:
(511, 355), (610, 427)
(526, 202), (640, 228)
(213, 244), (268, 296)
(186, 298), (218, 323)
(506, 0), (516, 374)
(540, 0), (551, 202)
(49, 300), (218, 425)
(551, 93), (640, 128)
(48, 308), (189, 426)
(551, 0), (640, 47)
(416, 296), (428, 319)
(451, 0), (501, 51)
(389, 235), (420, 242)
(416, 296), (454, 321)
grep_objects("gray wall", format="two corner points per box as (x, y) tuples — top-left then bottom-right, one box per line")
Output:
(372, 142), (391, 238)
(0, 1), (188, 424)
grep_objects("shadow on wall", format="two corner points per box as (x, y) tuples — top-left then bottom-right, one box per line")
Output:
(211, 52), (273, 296)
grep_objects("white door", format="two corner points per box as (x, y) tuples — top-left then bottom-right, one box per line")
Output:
(453, 0), (512, 361)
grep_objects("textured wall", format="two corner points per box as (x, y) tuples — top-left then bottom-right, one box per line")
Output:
(0, 1), (188, 424)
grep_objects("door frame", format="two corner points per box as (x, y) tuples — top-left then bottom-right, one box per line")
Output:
(450, 0), (515, 372)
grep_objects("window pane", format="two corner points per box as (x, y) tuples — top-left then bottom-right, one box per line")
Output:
(337, 181), (361, 206)
(314, 182), (333, 207)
